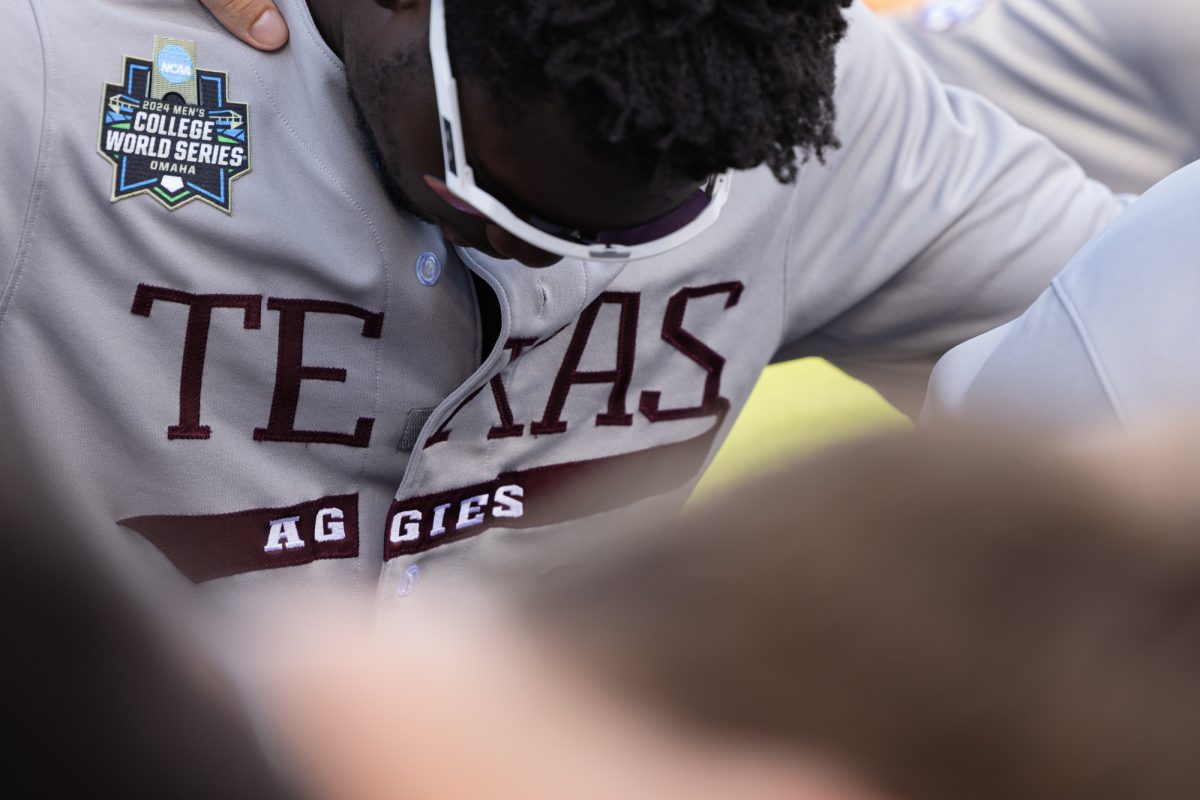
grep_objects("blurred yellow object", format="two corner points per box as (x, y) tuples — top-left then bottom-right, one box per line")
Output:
(693, 359), (908, 499)
(865, 0), (923, 12)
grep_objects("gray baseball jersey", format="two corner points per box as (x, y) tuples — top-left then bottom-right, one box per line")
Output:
(883, 0), (1200, 194)
(924, 159), (1200, 433)
(0, 0), (1120, 620)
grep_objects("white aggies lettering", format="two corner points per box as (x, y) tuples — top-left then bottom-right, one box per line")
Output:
(390, 485), (525, 544)
(315, 507), (347, 543)
(264, 516), (304, 553)
(264, 506), (348, 553)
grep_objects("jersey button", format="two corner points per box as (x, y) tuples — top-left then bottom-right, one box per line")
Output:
(416, 252), (442, 286)
(397, 563), (421, 597)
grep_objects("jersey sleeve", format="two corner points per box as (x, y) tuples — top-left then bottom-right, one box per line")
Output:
(923, 158), (1200, 433)
(774, 2), (1123, 416)
(0, 0), (45, 298)
(920, 285), (1120, 433)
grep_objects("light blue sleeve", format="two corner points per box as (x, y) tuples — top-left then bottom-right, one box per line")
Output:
(0, 0), (46, 302)
(921, 283), (1120, 433)
(923, 159), (1200, 433)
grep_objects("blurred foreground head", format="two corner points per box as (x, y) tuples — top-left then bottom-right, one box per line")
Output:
(543, 430), (1200, 800)
(275, 429), (1200, 800)
(0, 421), (295, 798)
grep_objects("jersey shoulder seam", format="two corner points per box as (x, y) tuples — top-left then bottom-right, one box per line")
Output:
(1049, 278), (1128, 426)
(0, 0), (51, 329)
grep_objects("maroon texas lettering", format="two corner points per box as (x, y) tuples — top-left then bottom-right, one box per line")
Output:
(530, 291), (641, 435)
(131, 284), (263, 441)
(422, 283), (742, 447)
(640, 282), (744, 421)
(254, 299), (385, 448)
(487, 337), (538, 439)
(425, 337), (538, 447)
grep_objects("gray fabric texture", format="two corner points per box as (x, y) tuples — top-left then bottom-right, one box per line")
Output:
(885, 0), (1200, 193)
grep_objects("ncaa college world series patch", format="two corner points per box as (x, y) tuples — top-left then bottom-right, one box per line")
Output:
(99, 37), (251, 213)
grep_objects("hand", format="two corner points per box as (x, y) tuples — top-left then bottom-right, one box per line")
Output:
(199, 0), (290, 50)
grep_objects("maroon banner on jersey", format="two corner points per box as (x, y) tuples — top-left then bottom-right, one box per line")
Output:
(120, 494), (359, 583)
(385, 418), (724, 560)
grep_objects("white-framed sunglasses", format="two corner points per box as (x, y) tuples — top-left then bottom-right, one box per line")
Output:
(429, 0), (733, 262)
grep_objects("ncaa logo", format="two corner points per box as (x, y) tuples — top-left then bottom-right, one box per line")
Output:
(156, 43), (194, 84)
(919, 0), (989, 32)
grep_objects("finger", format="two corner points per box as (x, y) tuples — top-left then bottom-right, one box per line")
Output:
(199, 0), (290, 50)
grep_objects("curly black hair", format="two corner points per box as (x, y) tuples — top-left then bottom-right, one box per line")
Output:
(446, 0), (854, 186)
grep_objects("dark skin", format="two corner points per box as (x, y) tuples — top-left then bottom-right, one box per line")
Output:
(306, 0), (704, 267)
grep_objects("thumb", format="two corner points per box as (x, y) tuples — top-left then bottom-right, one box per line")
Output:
(199, 0), (290, 50)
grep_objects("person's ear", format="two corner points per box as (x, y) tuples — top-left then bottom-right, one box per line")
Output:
(199, 0), (290, 50)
